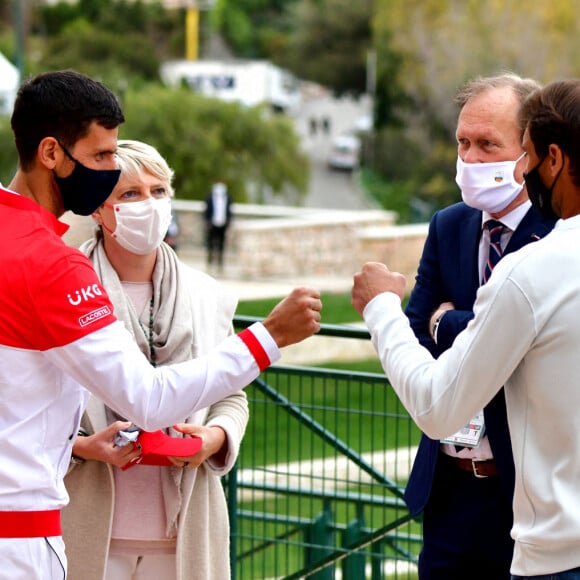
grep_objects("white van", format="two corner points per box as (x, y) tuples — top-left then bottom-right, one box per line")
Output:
(327, 134), (361, 171)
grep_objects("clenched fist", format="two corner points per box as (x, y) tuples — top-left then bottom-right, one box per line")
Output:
(352, 262), (406, 316)
(263, 287), (322, 348)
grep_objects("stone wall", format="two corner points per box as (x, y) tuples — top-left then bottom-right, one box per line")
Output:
(173, 200), (427, 285)
(357, 224), (429, 290)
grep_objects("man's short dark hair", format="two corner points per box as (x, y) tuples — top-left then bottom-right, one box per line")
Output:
(519, 79), (580, 187)
(11, 70), (125, 170)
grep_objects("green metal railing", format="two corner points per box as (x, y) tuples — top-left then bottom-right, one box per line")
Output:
(228, 317), (422, 579)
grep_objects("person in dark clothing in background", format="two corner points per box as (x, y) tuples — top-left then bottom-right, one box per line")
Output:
(203, 180), (232, 271)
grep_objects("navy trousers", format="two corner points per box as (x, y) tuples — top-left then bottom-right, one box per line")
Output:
(418, 452), (514, 580)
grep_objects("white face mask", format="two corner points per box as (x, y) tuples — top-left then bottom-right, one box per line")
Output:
(105, 197), (172, 255)
(456, 152), (526, 213)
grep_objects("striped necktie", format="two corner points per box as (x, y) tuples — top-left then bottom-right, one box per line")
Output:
(482, 219), (507, 284)
(453, 219), (507, 453)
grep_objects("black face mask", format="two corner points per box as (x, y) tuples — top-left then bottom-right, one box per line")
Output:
(53, 144), (121, 216)
(523, 156), (561, 220)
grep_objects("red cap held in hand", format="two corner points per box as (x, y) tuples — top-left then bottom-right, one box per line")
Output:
(122, 430), (202, 470)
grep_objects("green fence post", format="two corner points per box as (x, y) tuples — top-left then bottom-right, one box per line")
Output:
(342, 516), (366, 579)
(304, 505), (335, 580)
(226, 464), (238, 580)
(371, 539), (384, 580)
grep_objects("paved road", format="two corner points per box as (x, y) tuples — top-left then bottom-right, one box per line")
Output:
(264, 92), (375, 210)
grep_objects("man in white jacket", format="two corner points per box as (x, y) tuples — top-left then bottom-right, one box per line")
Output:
(0, 70), (321, 579)
(352, 78), (580, 579)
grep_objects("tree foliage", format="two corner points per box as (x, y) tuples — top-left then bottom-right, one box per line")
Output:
(376, 0), (580, 140)
(212, 0), (299, 58)
(213, 0), (400, 105)
(279, 0), (373, 97)
(30, 0), (184, 84)
(38, 22), (160, 87)
(120, 85), (309, 204)
(0, 116), (17, 186)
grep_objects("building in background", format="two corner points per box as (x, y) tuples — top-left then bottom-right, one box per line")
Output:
(160, 59), (302, 114)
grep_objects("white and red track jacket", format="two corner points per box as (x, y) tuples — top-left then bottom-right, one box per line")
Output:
(0, 188), (278, 513)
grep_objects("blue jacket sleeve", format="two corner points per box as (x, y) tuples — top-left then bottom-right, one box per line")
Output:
(435, 309), (474, 351)
(405, 210), (474, 357)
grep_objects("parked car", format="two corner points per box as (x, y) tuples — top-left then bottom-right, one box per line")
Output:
(327, 134), (361, 171)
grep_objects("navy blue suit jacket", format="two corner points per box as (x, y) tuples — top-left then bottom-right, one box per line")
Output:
(403, 202), (556, 516)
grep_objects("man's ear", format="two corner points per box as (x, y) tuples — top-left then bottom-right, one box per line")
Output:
(37, 137), (60, 170)
(91, 206), (103, 225)
(547, 143), (565, 178)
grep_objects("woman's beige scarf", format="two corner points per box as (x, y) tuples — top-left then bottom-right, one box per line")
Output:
(79, 234), (199, 537)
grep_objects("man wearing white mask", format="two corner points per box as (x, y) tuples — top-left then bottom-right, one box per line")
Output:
(402, 74), (556, 579)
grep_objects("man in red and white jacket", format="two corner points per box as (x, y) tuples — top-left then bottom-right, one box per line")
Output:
(0, 70), (321, 579)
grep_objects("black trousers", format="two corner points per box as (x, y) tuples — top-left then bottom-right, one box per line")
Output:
(206, 225), (228, 266)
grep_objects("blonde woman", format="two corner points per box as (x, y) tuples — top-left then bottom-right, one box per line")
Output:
(62, 140), (248, 580)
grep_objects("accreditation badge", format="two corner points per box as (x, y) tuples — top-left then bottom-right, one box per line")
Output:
(441, 412), (486, 448)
